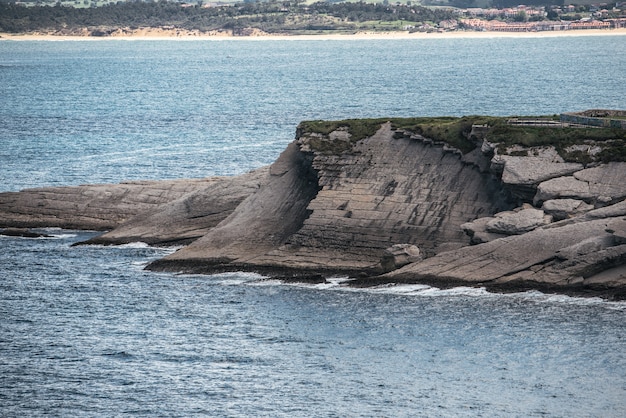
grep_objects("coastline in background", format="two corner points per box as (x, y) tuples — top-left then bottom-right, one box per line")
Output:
(2, 27), (626, 41)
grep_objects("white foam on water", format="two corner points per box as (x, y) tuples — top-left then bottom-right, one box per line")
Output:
(422, 286), (492, 297)
(49, 234), (79, 239)
(366, 283), (434, 295)
(309, 276), (353, 290)
(511, 289), (626, 310)
(246, 279), (283, 287)
(115, 242), (150, 249)
(211, 272), (268, 286)
(31, 228), (80, 239)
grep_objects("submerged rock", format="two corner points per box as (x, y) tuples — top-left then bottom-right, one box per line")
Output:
(0, 228), (52, 238)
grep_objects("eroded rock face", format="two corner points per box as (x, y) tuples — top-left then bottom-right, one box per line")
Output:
(254, 123), (509, 271)
(150, 123), (511, 274)
(534, 176), (591, 205)
(148, 142), (321, 273)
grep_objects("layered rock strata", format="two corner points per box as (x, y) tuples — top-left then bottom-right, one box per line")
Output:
(2, 118), (626, 299)
(149, 123), (510, 274)
(379, 206), (626, 299)
(0, 170), (267, 244)
(80, 169), (268, 245)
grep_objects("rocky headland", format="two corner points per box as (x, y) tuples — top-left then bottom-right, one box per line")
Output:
(2, 113), (625, 299)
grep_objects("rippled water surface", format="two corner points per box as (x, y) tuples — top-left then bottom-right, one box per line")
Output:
(1, 37), (626, 416)
(1, 232), (625, 416)
(1, 36), (625, 191)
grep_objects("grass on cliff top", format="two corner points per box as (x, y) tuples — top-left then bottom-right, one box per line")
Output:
(297, 116), (626, 162)
(297, 116), (500, 154)
(488, 124), (626, 163)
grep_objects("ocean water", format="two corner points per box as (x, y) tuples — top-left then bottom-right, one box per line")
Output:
(1, 36), (626, 416)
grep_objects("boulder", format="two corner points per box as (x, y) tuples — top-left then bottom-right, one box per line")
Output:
(534, 176), (590, 206)
(541, 199), (594, 221)
(380, 244), (423, 272)
(500, 156), (582, 186)
(490, 154), (582, 201)
(556, 235), (616, 261)
(461, 217), (508, 244)
(486, 207), (552, 235)
(573, 162), (626, 205)
(534, 163), (626, 206)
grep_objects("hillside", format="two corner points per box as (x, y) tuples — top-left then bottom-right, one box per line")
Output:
(0, 1), (456, 35)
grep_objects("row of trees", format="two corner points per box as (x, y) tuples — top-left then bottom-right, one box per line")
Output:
(0, 1), (458, 34)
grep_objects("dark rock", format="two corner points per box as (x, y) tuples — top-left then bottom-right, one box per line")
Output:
(0, 228), (52, 238)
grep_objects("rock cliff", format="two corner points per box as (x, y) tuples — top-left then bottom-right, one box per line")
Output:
(2, 115), (625, 299)
(148, 122), (510, 275)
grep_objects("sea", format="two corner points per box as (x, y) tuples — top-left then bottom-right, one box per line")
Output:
(1, 35), (625, 417)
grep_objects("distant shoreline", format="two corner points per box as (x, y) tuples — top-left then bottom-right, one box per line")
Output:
(2, 28), (626, 41)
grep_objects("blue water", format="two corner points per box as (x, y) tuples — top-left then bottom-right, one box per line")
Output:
(1, 37), (626, 416)
(1, 37), (625, 191)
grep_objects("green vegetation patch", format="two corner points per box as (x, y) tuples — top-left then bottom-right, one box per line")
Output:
(488, 125), (626, 163)
(298, 116), (504, 155)
(298, 116), (626, 162)
(297, 119), (391, 154)
(298, 119), (389, 141)
(390, 116), (504, 154)
(488, 125), (626, 148)
(0, 2), (456, 35)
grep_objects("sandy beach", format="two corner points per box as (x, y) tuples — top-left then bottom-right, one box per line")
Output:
(2, 27), (626, 41)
